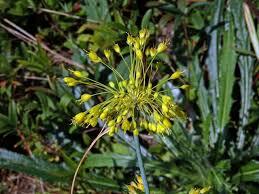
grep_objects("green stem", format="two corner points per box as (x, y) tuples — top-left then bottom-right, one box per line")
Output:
(133, 134), (150, 194)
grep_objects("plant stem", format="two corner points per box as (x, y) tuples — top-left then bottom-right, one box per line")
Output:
(133, 134), (150, 194)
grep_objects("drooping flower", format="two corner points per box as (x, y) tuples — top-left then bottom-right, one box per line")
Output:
(64, 29), (187, 136)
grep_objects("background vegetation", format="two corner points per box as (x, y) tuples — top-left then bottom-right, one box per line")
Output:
(0, 0), (259, 193)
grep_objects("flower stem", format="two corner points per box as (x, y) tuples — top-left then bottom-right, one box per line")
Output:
(133, 134), (150, 194)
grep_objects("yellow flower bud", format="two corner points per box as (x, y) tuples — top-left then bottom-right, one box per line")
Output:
(108, 120), (116, 127)
(200, 186), (211, 194)
(139, 28), (150, 39)
(72, 112), (86, 125)
(132, 121), (137, 129)
(153, 111), (162, 122)
(150, 123), (157, 131)
(64, 77), (77, 87)
(113, 44), (121, 53)
(136, 71), (141, 79)
(170, 70), (183, 80)
(109, 81), (115, 88)
(180, 84), (190, 90)
(127, 34), (134, 45)
(162, 95), (171, 103)
(163, 118), (172, 128)
(133, 129), (139, 135)
(122, 80), (127, 87)
(79, 94), (92, 104)
(157, 41), (168, 53)
(89, 105), (100, 114)
(162, 103), (169, 113)
(100, 112), (107, 120)
(150, 48), (157, 57)
(133, 39), (140, 50)
(108, 126), (116, 136)
(116, 115), (122, 123)
(70, 70), (88, 78)
(157, 124), (166, 133)
(122, 119), (130, 131)
(89, 117), (98, 127)
(104, 49), (111, 61)
(136, 49), (143, 60)
(88, 51), (102, 63)
(189, 188), (200, 194)
(153, 92), (159, 99)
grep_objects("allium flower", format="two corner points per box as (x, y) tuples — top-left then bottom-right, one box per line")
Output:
(64, 29), (187, 136)
(127, 175), (144, 194)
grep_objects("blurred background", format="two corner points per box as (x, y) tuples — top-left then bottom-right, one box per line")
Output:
(0, 0), (259, 193)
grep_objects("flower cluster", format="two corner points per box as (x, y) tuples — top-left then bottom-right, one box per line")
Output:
(126, 175), (144, 194)
(64, 29), (187, 136)
(189, 186), (211, 194)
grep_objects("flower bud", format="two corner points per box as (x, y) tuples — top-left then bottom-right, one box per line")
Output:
(88, 51), (102, 63)
(121, 119), (130, 131)
(133, 129), (139, 135)
(113, 44), (121, 53)
(170, 70), (183, 80)
(104, 49), (111, 61)
(150, 48), (157, 57)
(157, 41), (168, 53)
(72, 112), (86, 125)
(163, 118), (172, 128)
(64, 77), (77, 86)
(180, 84), (190, 90)
(127, 35), (134, 45)
(109, 81), (115, 88)
(162, 103), (169, 113)
(79, 94), (92, 104)
(136, 49), (143, 60)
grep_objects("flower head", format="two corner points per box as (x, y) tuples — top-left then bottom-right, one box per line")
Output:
(126, 175), (144, 194)
(88, 51), (102, 63)
(65, 29), (187, 136)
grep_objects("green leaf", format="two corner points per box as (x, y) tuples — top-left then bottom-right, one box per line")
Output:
(141, 9), (152, 28)
(83, 174), (121, 191)
(205, 0), (223, 144)
(84, 153), (135, 168)
(0, 149), (73, 182)
(231, 0), (254, 150)
(8, 100), (17, 126)
(233, 160), (259, 182)
(217, 21), (236, 132)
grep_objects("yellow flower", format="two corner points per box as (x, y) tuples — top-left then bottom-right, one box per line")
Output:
(180, 84), (190, 90)
(200, 186), (211, 193)
(70, 70), (88, 78)
(88, 51), (102, 63)
(78, 94), (92, 104)
(126, 175), (144, 194)
(170, 70), (184, 80)
(189, 186), (211, 194)
(136, 49), (143, 60)
(64, 77), (78, 86)
(127, 34), (135, 45)
(72, 112), (86, 125)
(104, 49), (111, 61)
(66, 28), (186, 135)
(189, 188), (200, 194)
(157, 41), (168, 53)
(150, 48), (157, 57)
(113, 44), (121, 53)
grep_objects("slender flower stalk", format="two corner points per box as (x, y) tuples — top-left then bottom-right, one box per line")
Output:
(134, 134), (150, 194)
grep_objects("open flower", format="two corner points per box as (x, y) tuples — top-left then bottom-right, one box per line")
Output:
(64, 29), (187, 136)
